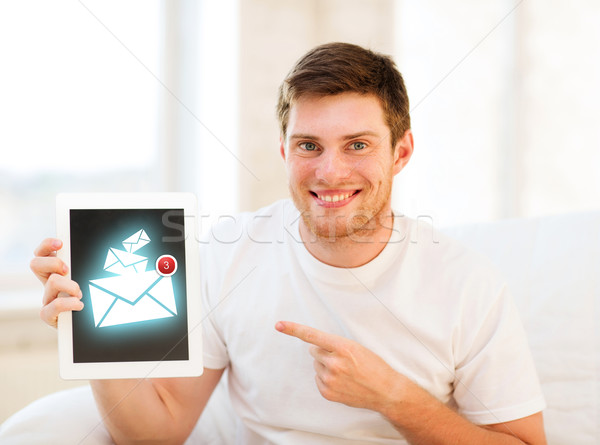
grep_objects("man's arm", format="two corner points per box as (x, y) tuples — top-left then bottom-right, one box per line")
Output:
(275, 321), (546, 445)
(381, 377), (545, 445)
(90, 369), (224, 445)
(31, 238), (224, 444)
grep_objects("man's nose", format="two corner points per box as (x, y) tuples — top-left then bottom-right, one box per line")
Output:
(314, 149), (352, 184)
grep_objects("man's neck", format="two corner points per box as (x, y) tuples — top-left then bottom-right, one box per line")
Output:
(298, 215), (394, 268)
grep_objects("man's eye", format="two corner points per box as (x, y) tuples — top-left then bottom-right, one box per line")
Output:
(300, 142), (317, 151)
(350, 142), (366, 150)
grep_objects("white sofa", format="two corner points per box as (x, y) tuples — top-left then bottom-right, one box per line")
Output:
(1, 211), (599, 444)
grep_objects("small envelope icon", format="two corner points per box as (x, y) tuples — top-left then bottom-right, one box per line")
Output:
(122, 229), (150, 253)
(89, 271), (177, 328)
(103, 248), (148, 275)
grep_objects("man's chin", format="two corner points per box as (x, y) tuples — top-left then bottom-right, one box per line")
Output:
(301, 213), (377, 242)
(307, 224), (351, 241)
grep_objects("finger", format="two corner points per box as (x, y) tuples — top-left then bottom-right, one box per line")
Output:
(275, 321), (338, 352)
(310, 345), (347, 382)
(314, 373), (334, 402)
(313, 356), (327, 374)
(40, 295), (84, 329)
(30, 256), (68, 284)
(309, 345), (331, 364)
(33, 238), (63, 257)
(43, 274), (82, 306)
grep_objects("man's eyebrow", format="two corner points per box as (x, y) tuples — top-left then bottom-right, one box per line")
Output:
(341, 131), (380, 140)
(288, 131), (380, 141)
(289, 133), (321, 141)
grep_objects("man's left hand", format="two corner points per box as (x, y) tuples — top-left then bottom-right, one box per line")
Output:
(275, 320), (405, 413)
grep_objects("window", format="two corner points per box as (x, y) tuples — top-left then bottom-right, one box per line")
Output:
(1, 0), (239, 308)
(0, 1), (160, 306)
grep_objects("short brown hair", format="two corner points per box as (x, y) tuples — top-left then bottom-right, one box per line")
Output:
(276, 42), (411, 147)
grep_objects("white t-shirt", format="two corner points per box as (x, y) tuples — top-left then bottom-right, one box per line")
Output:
(200, 200), (545, 444)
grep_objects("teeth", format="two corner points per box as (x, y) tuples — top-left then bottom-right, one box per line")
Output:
(318, 192), (353, 202)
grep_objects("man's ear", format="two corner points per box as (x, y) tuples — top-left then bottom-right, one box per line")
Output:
(280, 136), (286, 161)
(393, 129), (414, 175)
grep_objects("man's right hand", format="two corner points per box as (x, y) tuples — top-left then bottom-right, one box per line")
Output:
(30, 237), (83, 328)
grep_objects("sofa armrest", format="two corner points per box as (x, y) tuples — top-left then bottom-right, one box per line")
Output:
(0, 374), (238, 445)
(0, 386), (112, 445)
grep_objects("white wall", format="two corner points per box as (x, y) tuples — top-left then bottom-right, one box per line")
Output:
(394, 0), (600, 227)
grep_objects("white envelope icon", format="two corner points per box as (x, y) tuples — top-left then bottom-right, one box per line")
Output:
(122, 229), (150, 253)
(89, 271), (177, 328)
(103, 248), (148, 275)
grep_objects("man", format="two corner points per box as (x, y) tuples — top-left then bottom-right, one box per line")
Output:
(31, 42), (546, 444)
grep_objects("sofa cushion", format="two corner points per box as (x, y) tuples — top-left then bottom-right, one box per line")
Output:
(444, 211), (600, 444)
(0, 377), (237, 445)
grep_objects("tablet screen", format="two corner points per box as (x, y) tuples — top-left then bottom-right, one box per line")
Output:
(69, 208), (189, 364)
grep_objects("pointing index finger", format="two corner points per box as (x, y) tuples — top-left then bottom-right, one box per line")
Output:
(275, 321), (338, 352)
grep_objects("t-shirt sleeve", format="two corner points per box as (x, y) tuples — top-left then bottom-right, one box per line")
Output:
(453, 285), (546, 424)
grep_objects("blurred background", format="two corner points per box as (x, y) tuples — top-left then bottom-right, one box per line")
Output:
(1, 0), (599, 423)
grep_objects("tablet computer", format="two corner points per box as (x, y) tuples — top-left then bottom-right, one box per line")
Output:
(55, 193), (203, 380)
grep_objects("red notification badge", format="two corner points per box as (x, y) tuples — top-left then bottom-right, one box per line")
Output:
(156, 255), (177, 277)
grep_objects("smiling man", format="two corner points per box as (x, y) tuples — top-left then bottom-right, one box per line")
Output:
(32, 43), (547, 444)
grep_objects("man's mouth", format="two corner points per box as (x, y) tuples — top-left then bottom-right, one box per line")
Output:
(310, 190), (360, 206)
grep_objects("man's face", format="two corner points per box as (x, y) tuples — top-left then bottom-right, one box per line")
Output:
(280, 92), (413, 240)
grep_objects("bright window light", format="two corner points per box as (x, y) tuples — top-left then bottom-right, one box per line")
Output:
(0, 0), (161, 283)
